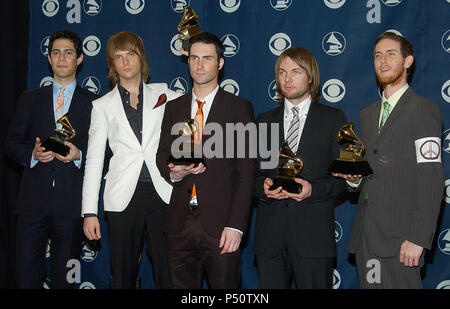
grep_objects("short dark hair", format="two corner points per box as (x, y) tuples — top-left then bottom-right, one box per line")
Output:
(374, 31), (415, 79)
(188, 31), (224, 60)
(48, 30), (83, 58)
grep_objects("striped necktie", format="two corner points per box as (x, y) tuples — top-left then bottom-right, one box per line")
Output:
(286, 106), (300, 152)
(378, 101), (390, 133)
(191, 99), (206, 201)
(55, 87), (65, 128)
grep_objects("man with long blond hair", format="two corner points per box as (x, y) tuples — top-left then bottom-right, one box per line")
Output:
(253, 46), (347, 288)
(81, 31), (180, 288)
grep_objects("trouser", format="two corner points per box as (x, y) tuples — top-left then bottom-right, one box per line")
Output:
(166, 210), (241, 289)
(256, 245), (334, 289)
(107, 181), (171, 289)
(15, 214), (82, 289)
(355, 226), (423, 289)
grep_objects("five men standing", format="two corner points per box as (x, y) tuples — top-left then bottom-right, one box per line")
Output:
(4, 26), (445, 290)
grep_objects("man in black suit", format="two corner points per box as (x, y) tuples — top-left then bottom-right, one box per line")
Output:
(156, 32), (255, 288)
(254, 46), (347, 289)
(4, 30), (98, 288)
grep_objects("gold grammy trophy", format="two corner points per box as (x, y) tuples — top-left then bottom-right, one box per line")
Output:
(177, 6), (202, 49)
(329, 122), (373, 176)
(167, 119), (205, 166)
(269, 141), (304, 193)
(42, 114), (76, 156)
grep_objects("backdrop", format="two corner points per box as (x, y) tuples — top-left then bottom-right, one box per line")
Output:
(27, 0), (449, 289)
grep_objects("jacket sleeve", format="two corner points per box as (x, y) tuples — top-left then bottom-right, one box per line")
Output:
(407, 100), (444, 249)
(308, 109), (348, 202)
(4, 91), (34, 168)
(81, 100), (108, 216)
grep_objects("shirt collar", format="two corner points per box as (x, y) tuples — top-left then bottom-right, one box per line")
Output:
(53, 79), (77, 95)
(382, 84), (409, 109)
(284, 95), (312, 117)
(192, 85), (220, 105)
(117, 80), (143, 97)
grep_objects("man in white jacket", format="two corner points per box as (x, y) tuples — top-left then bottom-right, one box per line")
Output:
(82, 31), (180, 288)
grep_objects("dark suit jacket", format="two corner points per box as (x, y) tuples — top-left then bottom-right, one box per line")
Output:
(156, 88), (256, 237)
(347, 87), (444, 257)
(4, 84), (98, 219)
(254, 102), (347, 258)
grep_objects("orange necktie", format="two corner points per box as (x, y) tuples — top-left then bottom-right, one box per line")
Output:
(191, 99), (205, 200)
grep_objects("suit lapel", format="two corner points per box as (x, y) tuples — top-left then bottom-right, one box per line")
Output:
(295, 102), (317, 157)
(42, 85), (56, 134)
(378, 87), (412, 136)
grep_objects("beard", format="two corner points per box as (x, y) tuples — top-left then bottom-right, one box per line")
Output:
(376, 65), (405, 87)
(281, 85), (310, 102)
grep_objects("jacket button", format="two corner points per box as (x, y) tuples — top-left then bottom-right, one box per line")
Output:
(373, 149), (378, 154)
(187, 189), (191, 194)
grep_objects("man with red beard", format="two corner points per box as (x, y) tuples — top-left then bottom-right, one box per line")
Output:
(333, 32), (444, 288)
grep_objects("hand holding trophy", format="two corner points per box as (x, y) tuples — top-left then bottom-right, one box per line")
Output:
(329, 122), (373, 176)
(41, 114), (76, 156)
(269, 141), (304, 193)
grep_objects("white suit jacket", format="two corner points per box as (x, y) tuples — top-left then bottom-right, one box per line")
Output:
(82, 83), (181, 216)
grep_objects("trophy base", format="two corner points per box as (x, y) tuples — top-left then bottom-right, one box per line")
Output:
(167, 154), (205, 166)
(269, 176), (302, 194)
(329, 160), (373, 176)
(41, 137), (69, 156)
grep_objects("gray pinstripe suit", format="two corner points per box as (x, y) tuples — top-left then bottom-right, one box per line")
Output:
(347, 87), (444, 288)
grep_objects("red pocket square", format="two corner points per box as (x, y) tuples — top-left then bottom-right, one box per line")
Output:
(153, 93), (167, 109)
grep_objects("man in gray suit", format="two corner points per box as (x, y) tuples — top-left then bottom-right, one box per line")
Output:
(333, 32), (444, 288)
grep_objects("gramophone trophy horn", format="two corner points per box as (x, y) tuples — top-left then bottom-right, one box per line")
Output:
(329, 122), (373, 176)
(269, 141), (304, 193)
(177, 6), (202, 41)
(41, 114), (76, 156)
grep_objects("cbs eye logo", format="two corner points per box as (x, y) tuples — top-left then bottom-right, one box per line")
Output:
(269, 33), (291, 56)
(323, 0), (346, 9)
(381, 0), (403, 7)
(220, 79), (240, 96)
(83, 35), (101, 56)
(125, 0), (145, 15)
(170, 34), (183, 56)
(442, 80), (450, 103)
(220, 0), (241, 13)
(42, 0), (59, 17)
(332, 269), (341, 289)
(40, 76), (53, 88)
(322, 79), (346, 103)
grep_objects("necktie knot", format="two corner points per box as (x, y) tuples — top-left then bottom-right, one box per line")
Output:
(195, 98), (205, 112)
(291, 106), (299, 117)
